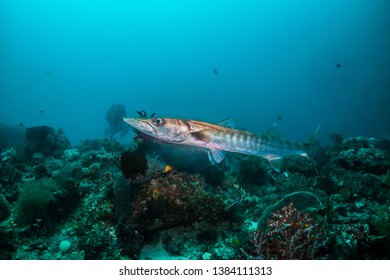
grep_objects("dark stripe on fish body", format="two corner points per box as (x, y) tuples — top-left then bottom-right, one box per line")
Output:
(191, 130), (211, 143)
(260, 134), (270, 150)
(181, 120), (192, 131)
(215, 130), (224, 144)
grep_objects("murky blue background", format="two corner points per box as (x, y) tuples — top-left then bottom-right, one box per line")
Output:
(1, 0), (389, 145)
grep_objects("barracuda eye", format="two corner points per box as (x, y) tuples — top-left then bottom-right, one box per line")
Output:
(153, 118), (164, 127)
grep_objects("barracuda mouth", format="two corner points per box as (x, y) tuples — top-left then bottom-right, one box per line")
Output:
(123, 118), (157, 137)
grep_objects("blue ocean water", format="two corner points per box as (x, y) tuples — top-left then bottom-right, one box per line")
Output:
(1, 0), (389, 146)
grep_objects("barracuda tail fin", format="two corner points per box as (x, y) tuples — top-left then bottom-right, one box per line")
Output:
(303, 125), (321, 175)
(303, 125), (321, 153)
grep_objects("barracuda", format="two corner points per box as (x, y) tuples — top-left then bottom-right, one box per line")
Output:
(123, 117), (319, 171)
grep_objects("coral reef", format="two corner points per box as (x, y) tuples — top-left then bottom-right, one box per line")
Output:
(131, 172), (226, 233)
(0, 194), (11, 222)
(0, 132), (389, 260)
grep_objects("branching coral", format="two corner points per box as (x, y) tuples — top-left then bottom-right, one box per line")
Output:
(248, 202), (326, 259)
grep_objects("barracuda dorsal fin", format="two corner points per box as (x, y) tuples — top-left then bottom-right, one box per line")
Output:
(207, 149), (225, 164)
(306, 125), (321, 143)
(218, 118), (235, 128)
(267, 123), (281, 137)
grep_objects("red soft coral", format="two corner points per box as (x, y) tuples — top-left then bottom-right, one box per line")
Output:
(248, 202), (325, 259)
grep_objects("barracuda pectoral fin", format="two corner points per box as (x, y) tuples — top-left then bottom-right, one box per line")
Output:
(207, 149), (225, 164)
(265, 156), (284, 172)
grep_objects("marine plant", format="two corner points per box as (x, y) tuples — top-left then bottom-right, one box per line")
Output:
(13, 177), (57, 226)
(105, 104), (130, 139)
(119, 148), (148, 180)
(24, 125), (59, 159)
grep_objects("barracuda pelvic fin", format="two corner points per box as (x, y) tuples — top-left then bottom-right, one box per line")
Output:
(208, 149), (225, 164)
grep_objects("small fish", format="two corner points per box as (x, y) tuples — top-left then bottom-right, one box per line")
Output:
(335, 62), (343, 68)
(19, 123), (23, 127)
(40, 110), (44, 113)
(136, 111), (145, 118)
(213, 68), (219, 75)
(152, 187), (159, 200)
(163, 165), (172, 173)
(277, 114), (282, 121)
(124, 117), (320, 172)
(136, 110), (156, 118)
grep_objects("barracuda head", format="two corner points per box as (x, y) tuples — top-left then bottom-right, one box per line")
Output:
(123, 117), (191, 143)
